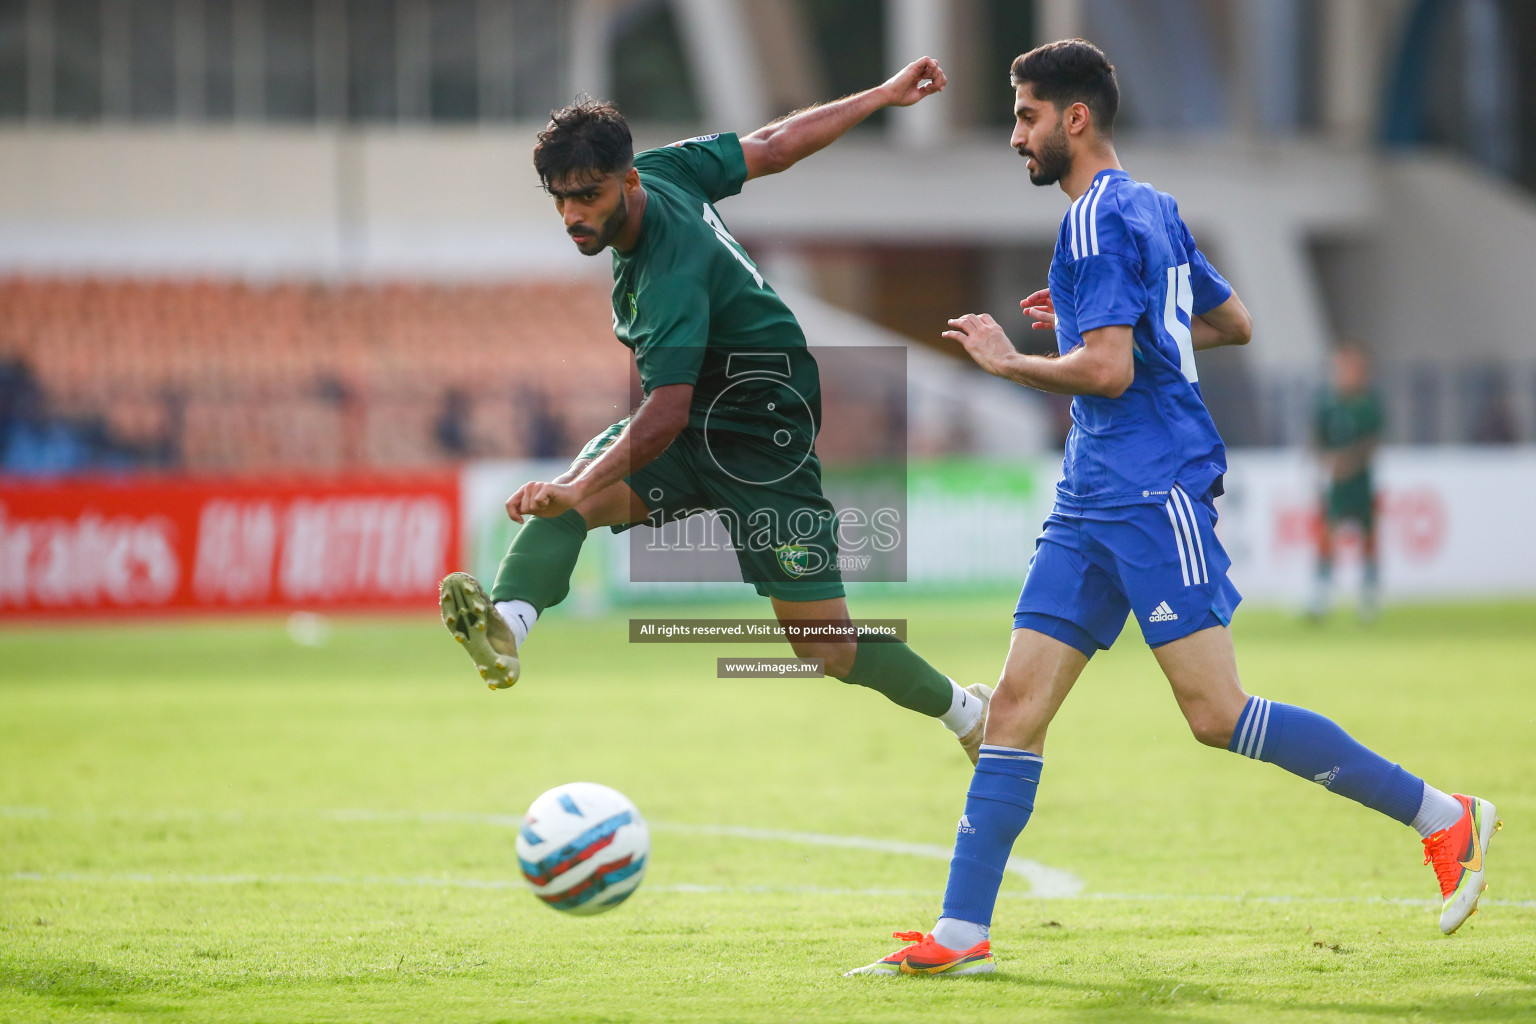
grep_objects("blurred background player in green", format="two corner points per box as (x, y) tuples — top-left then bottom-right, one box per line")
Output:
(1311, 345), (1384, 620)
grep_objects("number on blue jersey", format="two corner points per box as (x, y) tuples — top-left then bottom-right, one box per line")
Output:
(1162, 262), (1197, 383)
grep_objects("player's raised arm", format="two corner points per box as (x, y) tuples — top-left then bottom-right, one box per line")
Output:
(738, 56), (946, 180)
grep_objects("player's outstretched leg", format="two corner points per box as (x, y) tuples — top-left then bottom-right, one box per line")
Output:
(1224, 695), (1501, 930)
(444, 461), (648, 691)
(1154, 627), (1502, 932)
(442, 417), (650, 691)
(439, 505), (590, 691)
(772, 596), (992, 763)
(832, 633), (993, 764)
(440, 572), (522, 689)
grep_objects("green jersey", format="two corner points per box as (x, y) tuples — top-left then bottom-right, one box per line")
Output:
(1315, 389), (1383, 522)
(1314, 390), (1384, 454)
(611, 133), (820, 451)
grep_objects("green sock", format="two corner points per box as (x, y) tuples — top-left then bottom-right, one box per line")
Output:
(841, 637), (951, 717)
(490, 509), (589, 612)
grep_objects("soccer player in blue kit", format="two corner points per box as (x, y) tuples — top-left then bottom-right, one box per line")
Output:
(847, 40), (1500, 977)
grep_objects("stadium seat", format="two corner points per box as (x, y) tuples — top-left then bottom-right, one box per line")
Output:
(0, 277), (630, 471)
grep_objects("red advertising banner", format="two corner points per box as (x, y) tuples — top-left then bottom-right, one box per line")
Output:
(0, 474), (459, 617)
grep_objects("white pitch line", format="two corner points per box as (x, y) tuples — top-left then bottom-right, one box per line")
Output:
(0, 871), (958, 898)
(652, 823), (1084, 899)
(11, 807), (1533, 909)
(0, 871), (982, 897)
(4, 870), (520, 890)
(0, 806), (1083, 898)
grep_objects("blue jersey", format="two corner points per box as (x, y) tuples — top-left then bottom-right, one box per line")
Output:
(1047, 168), (1233, 508)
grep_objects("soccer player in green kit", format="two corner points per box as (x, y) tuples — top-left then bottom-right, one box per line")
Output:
(439, 57), (992, 762)
(1311, 345), (1385, 620)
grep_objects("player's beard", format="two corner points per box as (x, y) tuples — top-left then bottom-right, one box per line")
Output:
(1020, 121), (1071, 186)
(573, 192), (629, 256)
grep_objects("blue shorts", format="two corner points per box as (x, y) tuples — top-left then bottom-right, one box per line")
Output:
(1013, 485), (1242, 657)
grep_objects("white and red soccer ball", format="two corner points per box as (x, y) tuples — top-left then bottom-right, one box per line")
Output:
(515, 782), (650, 915)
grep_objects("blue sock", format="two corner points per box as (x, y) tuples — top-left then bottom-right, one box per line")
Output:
(1229, 697), (1424, 825)
(939, 746), (1043, 927)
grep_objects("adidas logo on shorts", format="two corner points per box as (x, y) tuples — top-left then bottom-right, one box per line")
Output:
(1148, 601), (1179, 623)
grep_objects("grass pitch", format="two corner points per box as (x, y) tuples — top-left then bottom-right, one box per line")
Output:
(2, 595), (1534, 1023)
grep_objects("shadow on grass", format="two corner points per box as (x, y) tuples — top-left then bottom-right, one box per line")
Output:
(0, 955), (185, 1016)
(954, 968), (1536, 1023)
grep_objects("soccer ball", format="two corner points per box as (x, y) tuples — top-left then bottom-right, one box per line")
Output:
(514, 782), (650, 915)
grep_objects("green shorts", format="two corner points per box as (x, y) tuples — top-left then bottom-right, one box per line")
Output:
(1324, 473), (1375, 529)
(579, 420), (845, 602)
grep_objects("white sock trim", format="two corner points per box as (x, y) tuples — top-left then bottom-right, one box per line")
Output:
(1411, 784), (1464, 839)
(938, 678), (984, 736)
(932, 917), (989, 950)
(494, 600), (538, 649)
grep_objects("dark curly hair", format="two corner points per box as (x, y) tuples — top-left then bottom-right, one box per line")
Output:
(532, 98), (634, 190)
(1011, 39), (1119, 136)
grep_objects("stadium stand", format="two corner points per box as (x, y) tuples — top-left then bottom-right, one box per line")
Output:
(0, 276), (936, 473)
(0, 277), (631, 472)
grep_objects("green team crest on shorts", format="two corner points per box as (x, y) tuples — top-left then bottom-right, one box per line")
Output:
(775, 544), (810, 578)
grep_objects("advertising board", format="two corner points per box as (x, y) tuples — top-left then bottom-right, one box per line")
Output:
(0, 474), (459, 617)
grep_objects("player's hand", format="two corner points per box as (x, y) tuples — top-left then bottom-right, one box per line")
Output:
(505, 481), (550, 524)
(524, 481), (582, 519)
(942, 313), (1017, 378)
(1021, 289), (1057, 331)
(881, 57), (947, 107)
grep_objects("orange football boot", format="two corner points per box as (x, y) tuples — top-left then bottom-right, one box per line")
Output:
(1422, 794), (1501, 934)
(844, 931), (995, 977)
